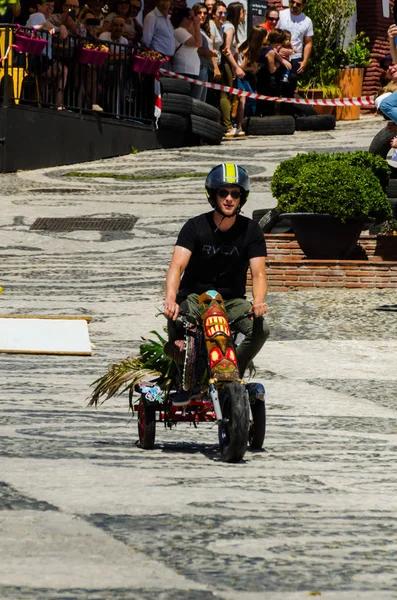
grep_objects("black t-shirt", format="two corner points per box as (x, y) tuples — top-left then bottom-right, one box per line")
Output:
(176, 212), (267, 300)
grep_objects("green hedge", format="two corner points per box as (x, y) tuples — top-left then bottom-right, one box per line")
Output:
(271, 151), (392, 222)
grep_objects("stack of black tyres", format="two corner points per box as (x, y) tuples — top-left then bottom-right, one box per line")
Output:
(242, 106), (335, 136)
(243, 115), (296, 136)
(279, 102), (336, 131)
(158, 76), (224, 147)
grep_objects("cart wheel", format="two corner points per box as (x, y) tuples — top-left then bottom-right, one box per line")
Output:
(249, 399), (266, 449)
(138, 397), (156, 449)
(218, 382), (249, 463)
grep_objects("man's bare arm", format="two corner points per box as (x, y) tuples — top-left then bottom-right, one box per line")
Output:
(388, 25), (397, 64)
(298, 35), (312, 73)
(164, 245), (192, 320)
(249, 256), (268, 318)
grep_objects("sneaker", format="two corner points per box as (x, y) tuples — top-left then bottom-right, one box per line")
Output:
(224, 127), (237, 138)
(92, 104), (104, 112)
(235, 128), (246, 137)
(392, 149), (397, 162)
(171, 389), (191, 407)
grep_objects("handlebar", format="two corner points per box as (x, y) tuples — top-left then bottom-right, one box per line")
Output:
(161, 309), (256, 328)
(177, 310), (200, 326)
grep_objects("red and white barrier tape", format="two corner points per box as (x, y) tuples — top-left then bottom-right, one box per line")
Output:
(0, 45), (14, 63)
(159, 68), (375, 107)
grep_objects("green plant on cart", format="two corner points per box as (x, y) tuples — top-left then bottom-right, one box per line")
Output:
(89, 330), (172, 408)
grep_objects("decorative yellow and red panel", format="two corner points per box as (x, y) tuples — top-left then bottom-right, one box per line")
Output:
(198, 290), (239, 381)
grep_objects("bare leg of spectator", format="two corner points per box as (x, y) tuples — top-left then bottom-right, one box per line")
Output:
(46, 61), (68, 109)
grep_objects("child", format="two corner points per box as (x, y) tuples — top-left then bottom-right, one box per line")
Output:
(255, 28), (291, 116)
(279, 29), (295, 83)
(234, 26), (268, 136)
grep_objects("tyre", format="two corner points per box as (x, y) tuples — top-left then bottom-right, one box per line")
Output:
(295, 114), (336, 131)
(252, 208), (292, 233)
(218, 382), (249, 463)
(369, 126), (395, 159)
(160, 76), (191, 96)
(252, 208), (279, 233)
(161, 92), (192, 116)
(191, 114), (224, 145)
(245, 115), (295, 136)
(158, 112), (189, 132)
(369, 126), (397, 180)
(138, 398), (156, 449)
(191, 98), (221, 122)
(249, 399), (266, 450)
(252, 209), (271, 222)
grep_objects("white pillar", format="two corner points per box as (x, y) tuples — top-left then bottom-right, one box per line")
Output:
(382, 0), (390, 19)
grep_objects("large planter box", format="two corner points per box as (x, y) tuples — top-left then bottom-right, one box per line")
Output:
(336, 67), (364, 121)
(245, 234), (397, 292)
(280, 213), (364, 259)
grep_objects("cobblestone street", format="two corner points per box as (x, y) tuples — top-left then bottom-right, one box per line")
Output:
(1, 116), (397, 599)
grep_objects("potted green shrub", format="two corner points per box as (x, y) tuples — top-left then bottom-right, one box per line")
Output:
(336, 33), (372, 121)
(299, 0), (357, 102)
(271, 151), (392, 259)
(299, 0), (370, 118)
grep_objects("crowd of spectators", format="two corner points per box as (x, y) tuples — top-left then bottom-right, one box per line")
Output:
(1, 0), (314, 127)
(141, 0), (314, 137)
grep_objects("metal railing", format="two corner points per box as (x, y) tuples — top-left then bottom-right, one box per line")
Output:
(0, 24), (154, 123)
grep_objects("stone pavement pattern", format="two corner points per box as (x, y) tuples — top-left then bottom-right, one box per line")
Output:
(1, 116), (397, 599)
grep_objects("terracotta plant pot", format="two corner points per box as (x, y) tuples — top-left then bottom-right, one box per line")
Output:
(336, 67), (364, 121)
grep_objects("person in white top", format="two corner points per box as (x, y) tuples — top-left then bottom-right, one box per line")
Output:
(220, 1), (245, 137)
(170, 7), (201, 85)
(278, 0), (313, 94)
(192, 2), (218, 101)
(26, 0), (68, 109)
(99, 16), (129, 51)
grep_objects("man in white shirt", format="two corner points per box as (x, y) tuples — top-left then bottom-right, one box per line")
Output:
(278, 0), (313, 94)
(143, 0), (175, 61)
(99, 15), (129, 50)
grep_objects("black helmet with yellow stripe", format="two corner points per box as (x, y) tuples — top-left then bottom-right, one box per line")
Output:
(205, 163), (250, 215)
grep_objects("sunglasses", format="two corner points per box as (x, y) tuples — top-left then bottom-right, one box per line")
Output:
(198, 9), (207, 14)
(268, 16), (278, 21)
(217, 11), (227, 15)
(290, 1), (302, 5)
(218, 189), (241, 199)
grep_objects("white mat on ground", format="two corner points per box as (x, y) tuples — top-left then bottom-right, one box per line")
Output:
(0, 315), (92, 355)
